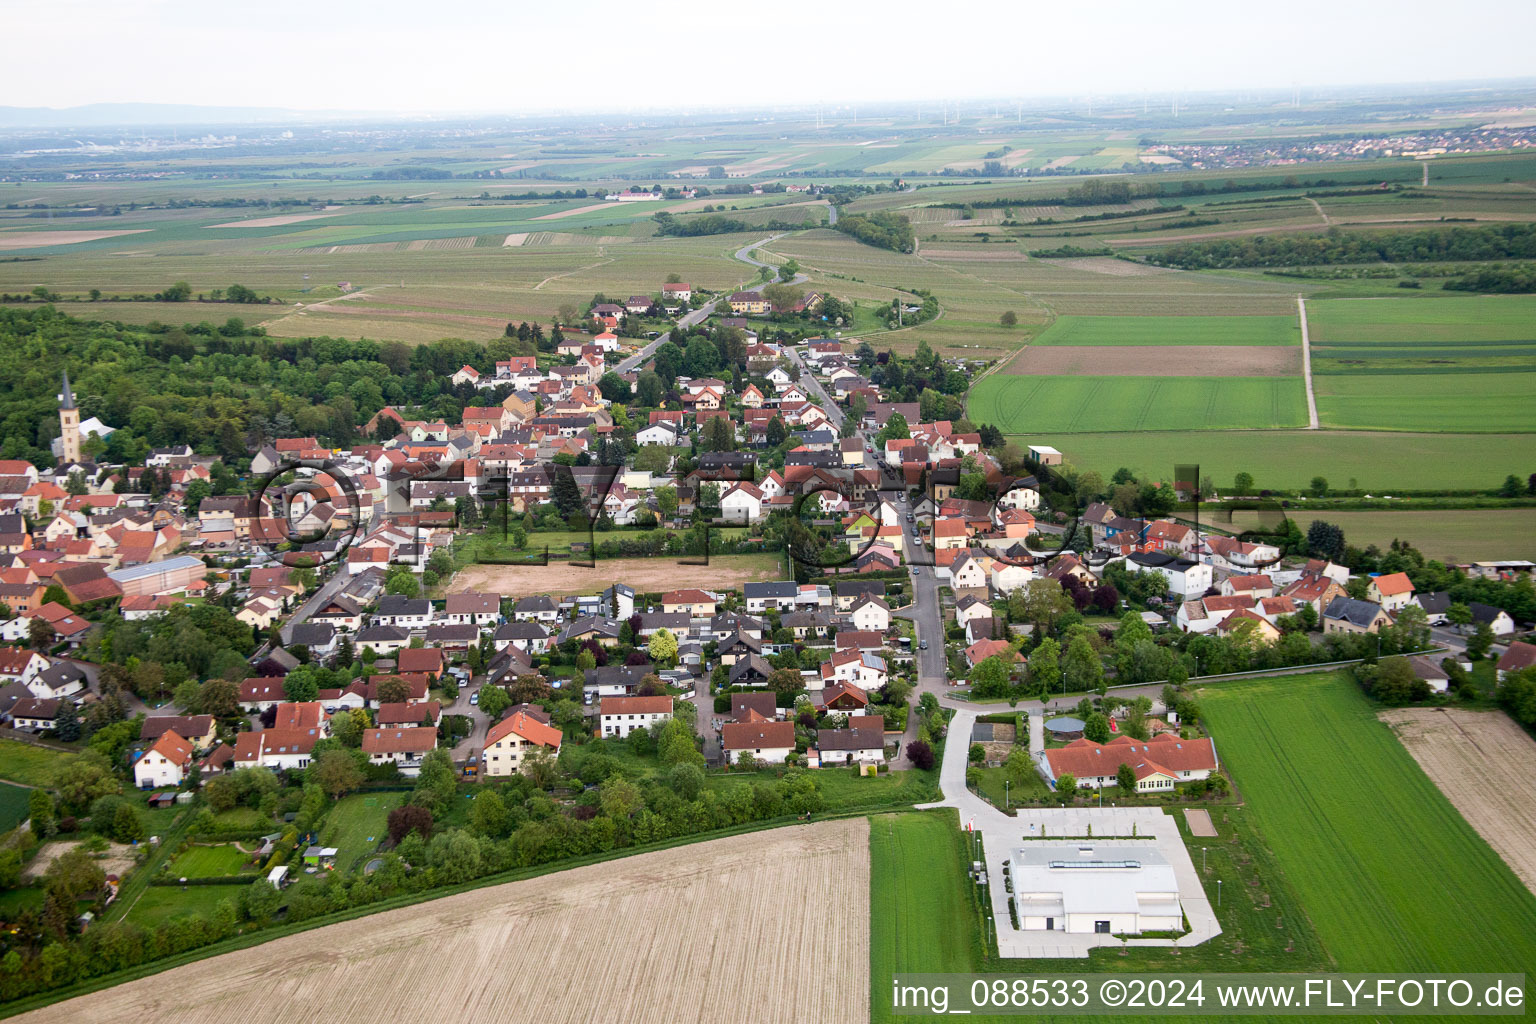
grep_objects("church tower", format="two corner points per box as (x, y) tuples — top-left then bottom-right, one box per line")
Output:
(59, 371), (81, 465)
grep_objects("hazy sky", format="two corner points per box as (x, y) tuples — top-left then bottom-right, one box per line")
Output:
(10, 0), (1536, 113)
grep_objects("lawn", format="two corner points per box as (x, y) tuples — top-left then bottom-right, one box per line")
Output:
(1197, 671), (1536, 974)
(971, 765), (1048, 808)
(168, 843), (258, 879)
(1314, 371), (1536, 432)
(0, 780), (32, 832)
(319, 792), (404, 873)
(1049, 429), (1536, 491)
(0, 739), (74, 788)
(869, 811), (986, 1023)
(122, 885), (241, 928)
(202, 806), (272, 832)
(971, 375), (1308, 433)
(1030, 314), (1299, 347)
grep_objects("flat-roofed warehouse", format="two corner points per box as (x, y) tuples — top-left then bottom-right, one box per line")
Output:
(1010, 842), (1182, 936)
(107, 554), (207, 597)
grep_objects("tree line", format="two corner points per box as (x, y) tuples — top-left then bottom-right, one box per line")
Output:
(1146, 223), (1536, 270)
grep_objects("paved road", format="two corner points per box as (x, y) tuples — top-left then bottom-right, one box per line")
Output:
(611, 233), (806, 376)
(781, 344), (845, 430)
(1298, 294), (1319, 430)
(278, 568), (348, 645)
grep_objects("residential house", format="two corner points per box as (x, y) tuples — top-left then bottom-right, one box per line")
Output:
(10, 697), (60, 731)
(661, 589), (717, 616)
(598, 695), (674, 739)
(134, 730), (194, 789)
(1367, 572), (1414, 612)
(847, 595), (890, 633)
(1496, 641), (1536, 681)
(720, 720), (795, 764)
(813, 715), (886, 767)
(1323, 597), (1394, 635)
(361, 728), (438, 775)
(482, 709), (563, 777)
(141, 714), (216, 751)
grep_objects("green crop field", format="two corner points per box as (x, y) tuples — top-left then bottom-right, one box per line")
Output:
(1309, 294), (1536, 343)
(1047, 429), (1536, 491)
(0, 740), (73, 789)
(1314, 371), (1536, 432)
(1198, 671), (1536, 974)
(168, 843), (258, 879)
(319, 792), (404, 873)
(1224, 508), (1536, 560)
(0, 781), (32, 833)
(870, 811), (986, 1022)
(1030, 314), (1299, 347)
(970, 376), (1307, 433)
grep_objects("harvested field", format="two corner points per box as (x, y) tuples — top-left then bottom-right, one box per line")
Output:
(501, 233), (528, 246)
(0, 230), (148, 248)
(206, 212), (339, 228)
(449, 553), (784, 598)
(19, 820), (870, 1024)
(1003, 344), (1299, 376)
(1381, 708), (1536, 896)
(533, 202), (615, 220)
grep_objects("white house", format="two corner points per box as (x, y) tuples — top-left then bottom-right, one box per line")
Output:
(848, 595), (890, 633)
(1010, 843), (1182, 936)
(719, 482), (764, 523)
(134, 730), (193, 789)
(442, 592), (501, 628)
(360, 727), (438, 777)
(598, 695), (674, 739)
(373, 596), (434, 630)
(1123, 552), (1212, 597)
(819, 649), (887, 690)
(636, 422), (685, 447)
(812, 716), (886, 767)
(1366, 572), (1414, 613)
(721, 720), (795, 765)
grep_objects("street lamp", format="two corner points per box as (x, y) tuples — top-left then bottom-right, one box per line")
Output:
(1217, 879), (1222, 908)
(1202, 847), (1207, 873)
(1005, 779), (1010, 811)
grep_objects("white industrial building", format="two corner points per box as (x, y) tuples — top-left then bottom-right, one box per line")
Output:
(1010, 843), (1183, 936)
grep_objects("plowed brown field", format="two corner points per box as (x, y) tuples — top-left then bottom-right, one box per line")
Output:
(17, 819), (870, 1024)
(1382, 707), (1536, 896)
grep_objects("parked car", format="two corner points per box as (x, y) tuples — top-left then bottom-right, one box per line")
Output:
(469, 691), (479, 705)
(919, 639), (929, 650)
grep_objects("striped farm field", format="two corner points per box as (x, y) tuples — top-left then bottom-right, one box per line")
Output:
(1314, 371), (1536, 432)
(968, 375), (1307, 433)
(1029, 314), (1300, 346)
(1047, 429), (1536, 491)
(1307, 294), (1536, 344)
(1198, 671), (1536, 974)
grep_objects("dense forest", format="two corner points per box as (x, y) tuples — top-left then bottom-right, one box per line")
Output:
(833, 210), (915, 253)
(0, 307), (537, 468)
(1146, 222), (1536, 269)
